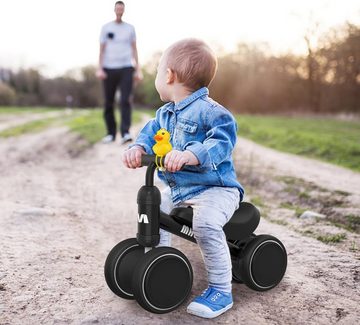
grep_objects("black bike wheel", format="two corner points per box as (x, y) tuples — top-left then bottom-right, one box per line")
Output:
(229, 240), (246, 283)
(240, 234), (287, 291)
(132, 247), (193, 313)
(232, 272), (243, 283)
(104, 238), (144, 299)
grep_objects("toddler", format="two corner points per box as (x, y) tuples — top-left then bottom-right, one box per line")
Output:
(123, 38), (244, 319)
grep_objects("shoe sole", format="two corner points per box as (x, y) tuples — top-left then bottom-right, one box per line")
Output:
(121, 139), (133, 145)
(187, 302), (233, 319)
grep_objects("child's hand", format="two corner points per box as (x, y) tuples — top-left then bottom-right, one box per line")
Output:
(123, 146), (146, 169)
(164, 150), (199, 172)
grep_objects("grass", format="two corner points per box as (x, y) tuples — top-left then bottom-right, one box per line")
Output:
(316, 233), (347, 243)
(66, 110), (104, 144)
(0, 109), (91, 137)
(0, 107), (147, 143)
(0, 115), (66, 137)
(271, 219), (289, 226)
(280, 202), (294, 210)
(279, 202), (307, 217)
(236, 115), (360, 172)
(250, 196), (265, 208)
(299, 191), (311, 200)
(0, 106), (58, 114)
(66, 108), (144, 144)
(349, 241), (358, 252)
(3, 108), (360, 172)
(338, 214), (360, 232)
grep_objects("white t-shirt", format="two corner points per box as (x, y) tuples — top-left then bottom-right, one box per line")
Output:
(99, 21), (136, 69)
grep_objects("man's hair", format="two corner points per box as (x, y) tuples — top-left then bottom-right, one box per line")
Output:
(166, 39), (218, 91)
(115, 1), (125, 6)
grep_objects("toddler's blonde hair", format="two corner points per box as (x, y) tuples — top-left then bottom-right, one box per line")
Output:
(165, 39), (218, 91)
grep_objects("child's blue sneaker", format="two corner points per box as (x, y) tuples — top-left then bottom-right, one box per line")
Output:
(186, 287), (233, 319)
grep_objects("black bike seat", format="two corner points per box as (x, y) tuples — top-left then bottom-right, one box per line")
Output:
(170, 202), (260, 240)
(170, 207), (193, 227)
(223, 202), (260, 240)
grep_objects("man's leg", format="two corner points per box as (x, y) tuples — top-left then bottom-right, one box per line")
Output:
(119, 67), (134, 138)
(103, 69), (120, 139)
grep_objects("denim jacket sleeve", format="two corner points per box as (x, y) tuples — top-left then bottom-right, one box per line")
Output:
(128, 111), (161, 154)
(184, 109), (237, 170)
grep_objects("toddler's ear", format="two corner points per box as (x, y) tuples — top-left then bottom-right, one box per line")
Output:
(166, 68), (176, 84)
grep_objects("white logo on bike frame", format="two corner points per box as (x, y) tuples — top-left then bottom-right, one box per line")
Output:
(138, 214), (149, 224)
(180, 225), (194, 237)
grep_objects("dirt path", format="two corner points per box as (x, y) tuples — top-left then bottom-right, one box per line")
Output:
(234, 138), (360, 256)
(0, 110), (73, 132)
(236, 138), (360, 201)
(0, 121), (359, 324)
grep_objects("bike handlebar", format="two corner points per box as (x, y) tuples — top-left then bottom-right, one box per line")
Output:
(141, 154), (186, 171)
(141, 154), (188, 186)
(141, 155), (165, 167)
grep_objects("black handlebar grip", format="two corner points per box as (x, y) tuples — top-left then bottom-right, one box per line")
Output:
(141, 154), (165, 167)
(141, 154), (187, 170)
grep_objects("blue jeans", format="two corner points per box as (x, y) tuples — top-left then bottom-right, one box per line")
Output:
(159, 186), (240, 293)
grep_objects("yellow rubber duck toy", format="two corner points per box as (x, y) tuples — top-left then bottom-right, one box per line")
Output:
(152, 128), (172, 157)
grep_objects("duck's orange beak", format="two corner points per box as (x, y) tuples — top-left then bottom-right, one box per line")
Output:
(154, 135), (163, 141)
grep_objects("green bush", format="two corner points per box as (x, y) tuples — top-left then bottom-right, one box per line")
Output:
(0, 83), (16, 105)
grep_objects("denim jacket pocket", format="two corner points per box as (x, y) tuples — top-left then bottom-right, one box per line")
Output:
(176, 118), (198, 133)
(175, 118), (198, 149)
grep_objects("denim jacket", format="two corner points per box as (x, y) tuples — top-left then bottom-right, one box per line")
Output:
(130, 87), (244, 204)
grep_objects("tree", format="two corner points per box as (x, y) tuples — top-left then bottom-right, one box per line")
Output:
(0, 82), (16, 105)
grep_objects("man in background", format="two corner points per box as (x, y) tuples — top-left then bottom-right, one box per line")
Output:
(97, 1), (142, 144)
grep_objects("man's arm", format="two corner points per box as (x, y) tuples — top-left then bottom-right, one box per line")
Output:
(132, 41), (143, 82)
(96, 43), (107, 80)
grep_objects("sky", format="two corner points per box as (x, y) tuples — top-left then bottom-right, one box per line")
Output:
(0, 0), (359, 77)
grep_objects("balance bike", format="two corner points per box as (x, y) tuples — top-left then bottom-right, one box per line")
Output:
(104, 155), (287, 313)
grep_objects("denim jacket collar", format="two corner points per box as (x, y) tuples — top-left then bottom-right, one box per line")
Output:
(166, 87), (209, 112)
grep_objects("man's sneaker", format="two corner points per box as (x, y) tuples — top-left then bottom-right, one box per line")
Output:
(186, 287), (233, 319)
(102, 134), (115, 144)
(121, 133), (133, 145)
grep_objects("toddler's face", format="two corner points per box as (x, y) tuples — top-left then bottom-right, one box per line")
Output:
(155, 52), (171, 102)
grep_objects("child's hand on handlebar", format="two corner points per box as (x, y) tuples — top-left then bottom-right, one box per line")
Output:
(123, 146), (146, 169)
(165, 150), (199, 172)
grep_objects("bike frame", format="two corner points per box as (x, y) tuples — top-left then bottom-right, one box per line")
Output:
(136, 158), (197, 248)
(136, 155), (242, 251)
